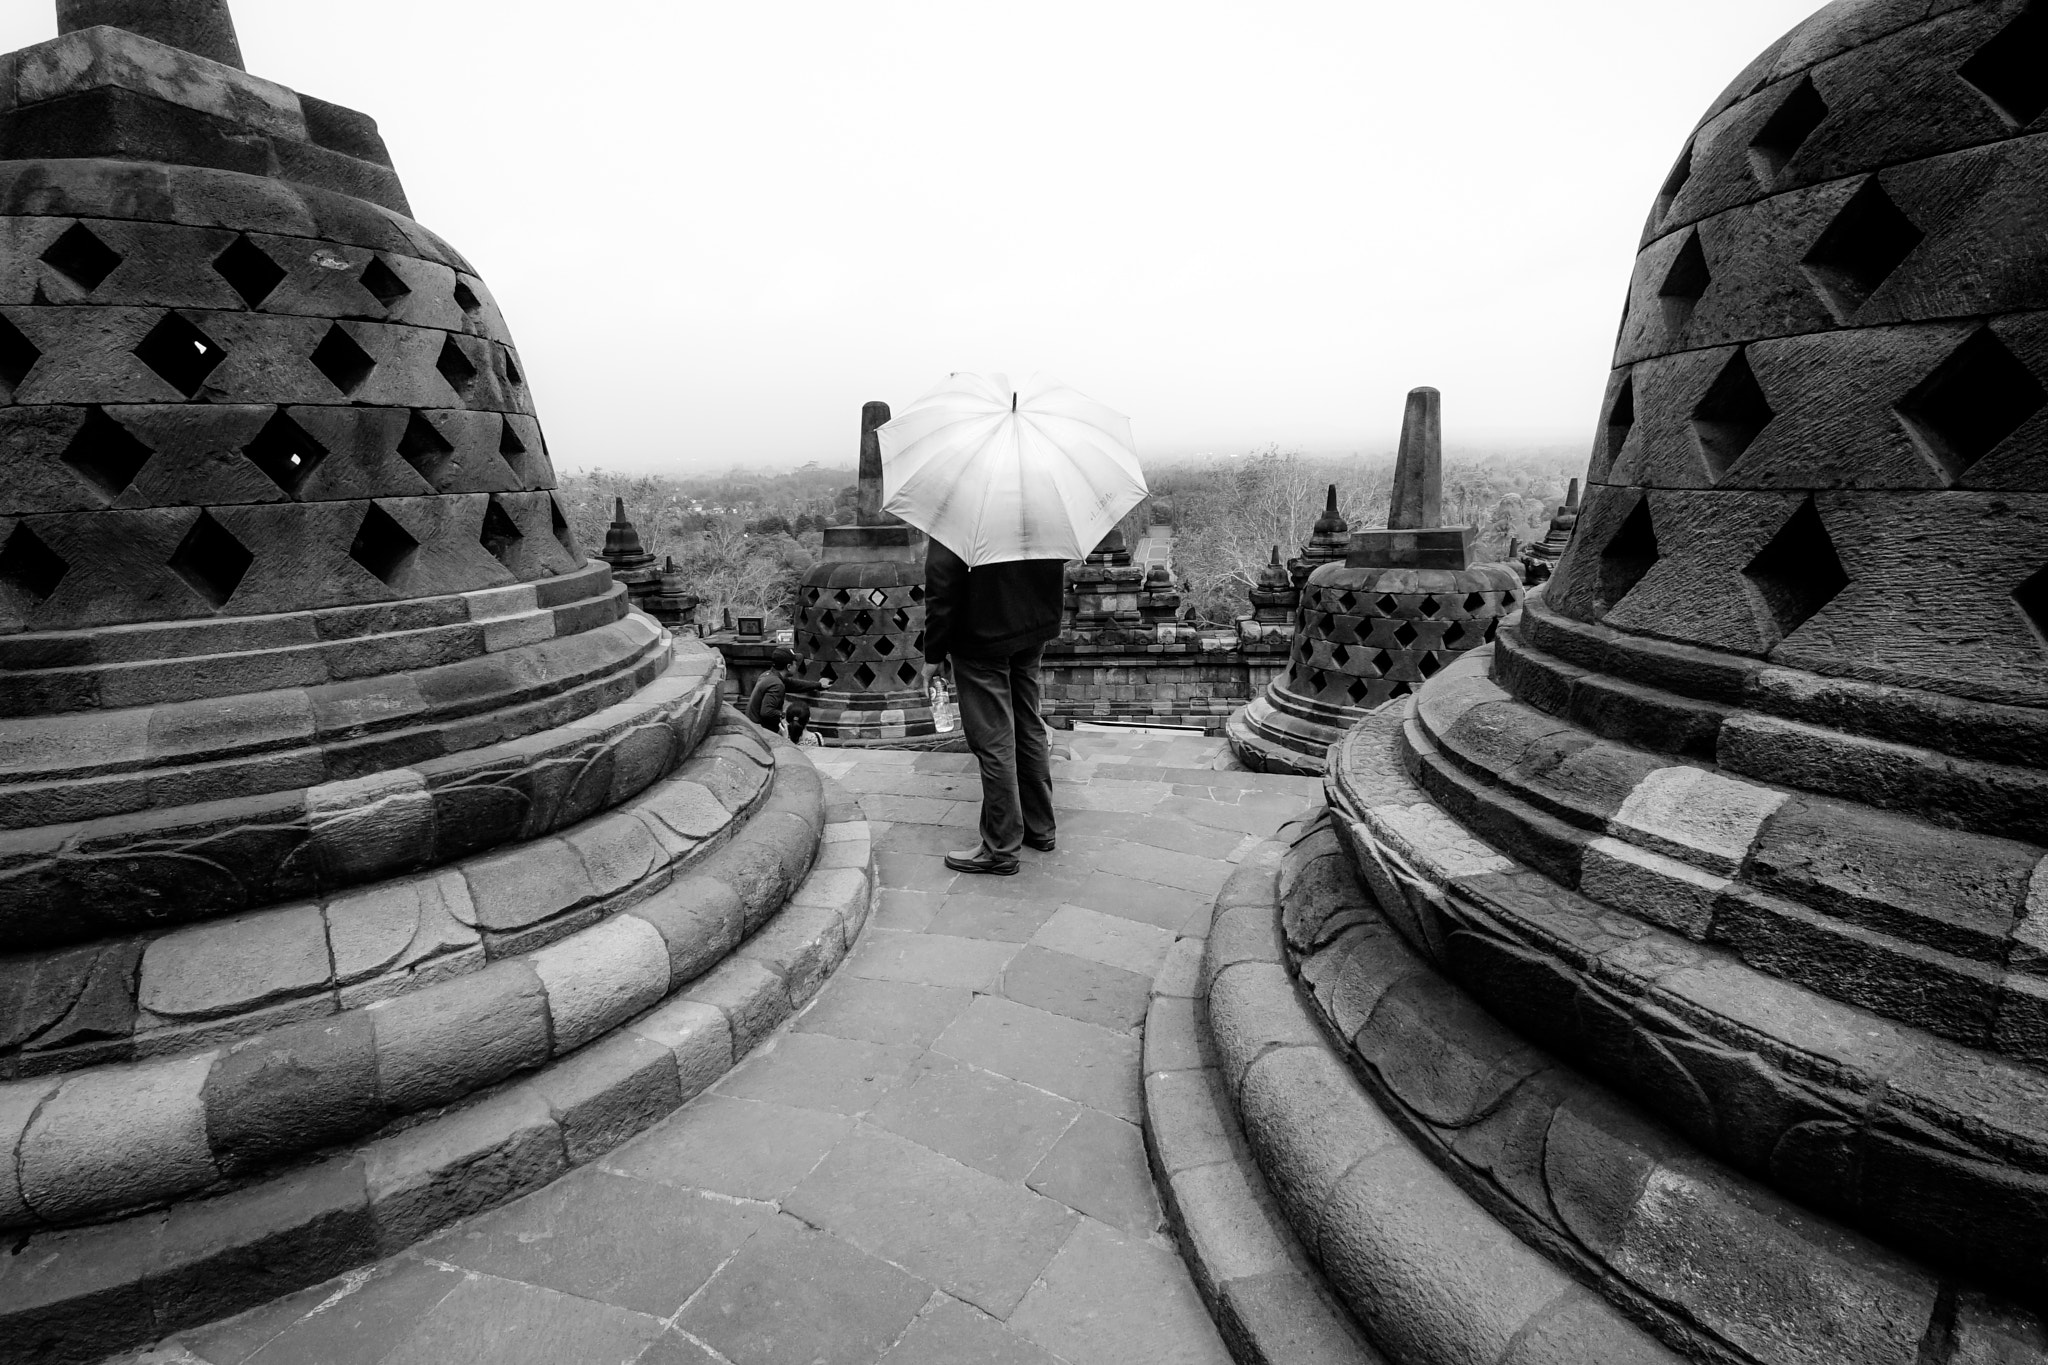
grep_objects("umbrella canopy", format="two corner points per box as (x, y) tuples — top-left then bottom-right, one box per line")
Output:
(878, 372), (1148, 568)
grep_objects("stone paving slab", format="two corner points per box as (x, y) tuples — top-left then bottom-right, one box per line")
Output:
(111, 733), (1316, 1365)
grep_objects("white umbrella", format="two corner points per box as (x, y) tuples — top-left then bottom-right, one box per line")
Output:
(878, 372), (1148, 568)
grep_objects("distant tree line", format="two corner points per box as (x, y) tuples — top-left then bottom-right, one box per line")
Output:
(553, 443), (1586, 632)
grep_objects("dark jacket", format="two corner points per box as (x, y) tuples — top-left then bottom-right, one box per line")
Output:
(924, 540), (1067, 665)
(745, 669), (786, 726)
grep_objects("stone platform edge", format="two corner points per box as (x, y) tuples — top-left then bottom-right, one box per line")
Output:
(1190, 830), (1686, 1365)
(0, 774), (878, 1365)
(1139, 846), (1381, 1365)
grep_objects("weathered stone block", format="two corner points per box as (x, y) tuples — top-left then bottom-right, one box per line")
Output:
(367, 961), (549, 1111)
(530, 914), (670, 1054)
(363, 1086), (564, 1252)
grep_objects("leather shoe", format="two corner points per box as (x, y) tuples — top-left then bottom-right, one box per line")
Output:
(1023, 834), (1056, 853)
(945, 849), (1019, 876)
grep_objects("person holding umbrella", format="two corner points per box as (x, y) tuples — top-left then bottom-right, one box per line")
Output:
(879, 373), (1148, 876)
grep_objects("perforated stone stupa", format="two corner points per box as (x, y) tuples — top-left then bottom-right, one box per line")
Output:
(1227, 387), (1521, 775)
(1181, 4), (2048, 1361)
(0, 7), (852, 1361)
(791, 401), (939, 743)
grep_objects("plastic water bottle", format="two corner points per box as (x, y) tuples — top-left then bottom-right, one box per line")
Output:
(932, 679), (957, 733)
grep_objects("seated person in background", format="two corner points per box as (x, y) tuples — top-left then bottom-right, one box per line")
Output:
(784, 698), (819, 747)
(745, 648), (793, 735)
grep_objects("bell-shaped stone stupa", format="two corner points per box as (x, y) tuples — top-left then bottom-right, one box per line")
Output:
(0, 8), (861, 1360)
(1226, 388), (1521, 774)
(789, 402), (939, 743)
(1191, 4), (2048, 1361)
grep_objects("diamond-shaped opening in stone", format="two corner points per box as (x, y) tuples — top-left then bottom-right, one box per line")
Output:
(1307, 668), (1327, 691)
(453, 280), (482, 314)
(0, 522), (67, 605)
(1336, 591), (1358, 611)
(1345, 676), (1370, 705)
(1749, 76), (1829, 181)
(479, 495), (523, 565)
(242, 409), (327, 497)
(1297, 639), (1313, 661)
(2015, 565), (2048, 650)
(893, 608), (910, 630)
(41, 222), (121, 291)
(1374, 593), (1397, 615)
(897, 661), (918, 684)
(359, 256), (410, 309)
(1387, 679), (1413, 700)
(835, 636), (856, 658)
(1419, 594), (1441, 617)
(833, 589), (851, 605)
(1801, 177), (1923, 321)
(1463, 592), (1486, 612)
(1658, 230), (1712, 331)
(1484, 617), (1501, 643)
(820, 609), (838, 630)
(1742, 496), (1848, 646)
(504, 354), (523, 387)
(807, 634), (823, 652)
(1598, 376), (1636, 475)
(1372, 649), (1392, 674)
(1653, 141), (1693, 222)
(1897, 327), (2047, 483)
(499, 418), (526, 457)
(61, 406), (153, 502)
(435, 336), (478, 395)
(910, 585), (926, 603)
(1393, 621), (1419, 648)
(867, 587), (888, 606)
(0, 314), (40, 396)
(914, 630), (926, 651)
(169, 509), (252, 608)
(1419, 651), (1444, 679)
(1597, 496), (1659, 610)
(135, 313), (225, 398)
(1961, 0), (2048, 128)
(213, 234), (285, 308)
(854, 609), (875, 632)
(550, 495), (577, 557)
(1330, 643), (1351, 667)
(397, 410), (456, 482)
(875, 635), (896, 656)
(853, 662), (877, 688)
(820, 664), (838, 686)
(311, 323), (375, 395)
(1691, 347), (1774, 480)
(349, 502), (418, 586)
(806, 587), (822, 604)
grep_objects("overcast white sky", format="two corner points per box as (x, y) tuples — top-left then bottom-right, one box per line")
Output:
(5, 1), (1825, 472)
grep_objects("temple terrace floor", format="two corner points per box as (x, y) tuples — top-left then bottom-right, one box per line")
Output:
(111, 731), (1323, 1365)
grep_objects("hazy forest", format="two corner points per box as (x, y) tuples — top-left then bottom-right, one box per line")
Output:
(555, 447), (1586, 629)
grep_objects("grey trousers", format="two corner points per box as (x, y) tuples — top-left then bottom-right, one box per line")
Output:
(950, 643), (1056, 859)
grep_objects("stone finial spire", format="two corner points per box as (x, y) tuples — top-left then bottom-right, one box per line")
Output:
(1388, 387), (1442, 531)
(1564, 477), (1582, 510)
(856, 400), (899, 527)
(58, 0), (245, 68)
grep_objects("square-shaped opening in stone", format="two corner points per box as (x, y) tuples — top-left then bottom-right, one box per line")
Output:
(42, 222), (121, 292)
(169, 510), (253, 608)
(62, 407), (153, 502)
(214, 235), (286, 309)
(0, 521), (67, 606)
(243, 409), (327, 497)
(311, 323), (376, 396)
(135, 313), (226, 398)
(1896, 327), (2046, 483)
(349, 502), (419, 586)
